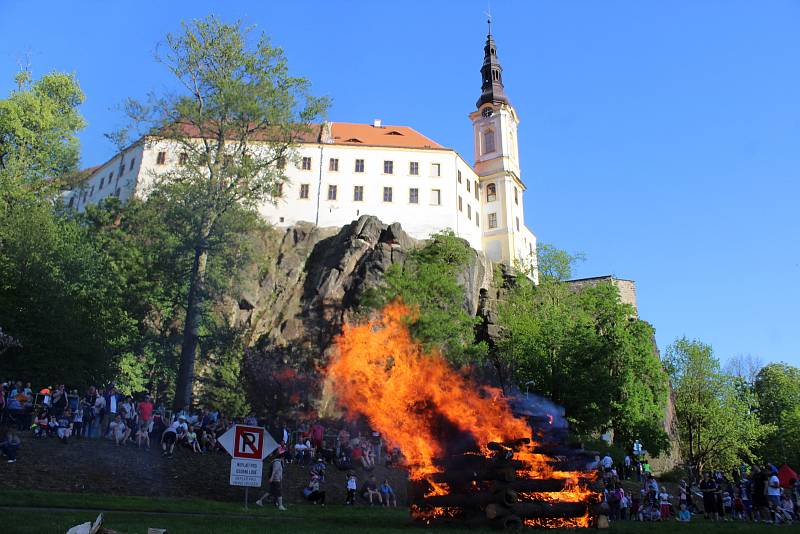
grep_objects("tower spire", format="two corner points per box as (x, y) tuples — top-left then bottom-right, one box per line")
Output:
(476, 22), (509, 109)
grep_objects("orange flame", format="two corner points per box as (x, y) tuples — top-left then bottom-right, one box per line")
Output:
(325, 302), (595, 527)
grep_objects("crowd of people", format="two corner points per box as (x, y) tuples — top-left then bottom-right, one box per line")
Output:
(0, 378), (405, 510)
(597, 449), (799, 525)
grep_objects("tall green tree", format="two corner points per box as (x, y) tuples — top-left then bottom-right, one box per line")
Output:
(123, 16), (329, 409)
(665, 337), (770, 474)
(754, 363), (800, 467)
(0, 70), (85, 204)
(497, 244), (669, 451)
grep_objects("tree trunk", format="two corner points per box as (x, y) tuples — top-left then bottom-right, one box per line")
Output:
(173, 244), (208, 411)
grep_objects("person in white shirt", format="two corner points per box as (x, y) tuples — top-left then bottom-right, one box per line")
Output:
(767, 472), (782, 510)
(108, 414), (131, 445)
(161, 420), (181, 457)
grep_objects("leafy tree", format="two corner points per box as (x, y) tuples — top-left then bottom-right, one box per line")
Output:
(122, 16), (329, 408)
(665, 337), (770, 474)
(0, 70), (85, 203)
(362, 230), (486, 365)
(497, 245), (669, 451)
(0, 202), (137, 386)
(754, 363), (800, 466)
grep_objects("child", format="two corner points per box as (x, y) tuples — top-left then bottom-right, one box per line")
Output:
(32, 411), (48, 438)
(72, 405), (83, 439)
(723, 491), (733, 519)
(345, 472), (357, 505)
(56, 409), (73, 443)
(380, 479), (397, 507)
(304, 474), (326, 505)
(659, 486), (671, 520)
(135, 422), (150, 449)
(187, 424), (201, 453)
(677, 504), (691, 522)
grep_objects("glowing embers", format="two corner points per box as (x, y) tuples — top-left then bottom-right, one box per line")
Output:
(325, 301), (598, 529)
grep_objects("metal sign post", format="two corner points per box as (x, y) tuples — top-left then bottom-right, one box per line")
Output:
(219, 425), (279, 512)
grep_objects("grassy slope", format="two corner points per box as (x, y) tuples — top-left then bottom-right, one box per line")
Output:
(2, 490), (799, 533)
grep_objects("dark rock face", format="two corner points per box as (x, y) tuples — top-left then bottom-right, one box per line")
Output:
(232, 215), (491, 416)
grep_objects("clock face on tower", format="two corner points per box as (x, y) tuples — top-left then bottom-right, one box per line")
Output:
(481, 107), (494, 118)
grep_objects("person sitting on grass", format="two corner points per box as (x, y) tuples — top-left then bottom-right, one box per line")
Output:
(380, 479), (397, 507)
(108, 414), (131, 445)
(186, 424), (201, 453)
(677, 504), (691, 522)
(32, 411), (48, 438)
(56, 408), (73, 444)
(362, 475), (382, 505)
(0, 425), (21, 463)
(304, 473), (326, 506)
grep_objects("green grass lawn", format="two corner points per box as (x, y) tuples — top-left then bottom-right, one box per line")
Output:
(3, 490), (800, 533)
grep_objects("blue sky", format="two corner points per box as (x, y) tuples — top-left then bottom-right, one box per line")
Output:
(2, 1), (798, 367)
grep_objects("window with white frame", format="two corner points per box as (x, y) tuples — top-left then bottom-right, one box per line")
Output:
(354, 159), (364, 172)
(156, 151), (166, 165)
(482, 130), (496, 154)
(409, 188), (418, 204)
(383, 187), (393, 202)
(430, 189), (441, 206)
(300, 184), (310, 199)
(486, 183), (497, 202)
(458, 195), (463, 212)
(431, 163), (441, 177)
(329, 158), (339, 171)
(384, 160), (394, 174)
(409, 161), (419, 175)
(488, 212), (498, 229)
(327, 184), (337, 200)
(301, 156), (312, 170)
(353, 185), (364, 201)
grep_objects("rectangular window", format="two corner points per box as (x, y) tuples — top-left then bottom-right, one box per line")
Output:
(353, 185), (364, 201)
(409, 161), (419, 175)
(488, 213), (498, 229)
(301, 156), (312, 170)
(483, 130), (496, 154)
(275, 183), (283, 198)
(90, 186), (95, 196)
(476, 214), (479, 227)
(431, 163), (441, 177)
(383, 187), (393, 202)
(67, 197), (74, 208)
(354, 159), (364, 173)
(458, 170), (462, 183)
(430, 189), (441, 206)
(516, 217), (520, 231)
(109, 171), (114, 181)
(383, 160), (394, 174)
(179, 152), (188, 165)
(119, 163), (125, 176)
(100, 177), (105, 189)
(300, 184), (310, 199)
(515, 187), (519, 205)
(466, 180), (471, 193)
(409, 188), (419, 204)
(458, 195), (463, 212)
(156, 151), (166, 165)
(327, 184), (337, 200)
(129, 159), (135, 170)
(329, 158), (339, 171)
(474, 181), (479, 200)
(467, 205), (472, 220)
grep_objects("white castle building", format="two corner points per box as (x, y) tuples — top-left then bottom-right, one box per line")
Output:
(67, 30), (538, 276)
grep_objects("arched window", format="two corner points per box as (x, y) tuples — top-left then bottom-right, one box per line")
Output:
(486, 183), (497, 202)
(483, 129), (496, 154)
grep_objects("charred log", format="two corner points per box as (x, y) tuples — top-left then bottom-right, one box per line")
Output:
(486, 502), (588, 520)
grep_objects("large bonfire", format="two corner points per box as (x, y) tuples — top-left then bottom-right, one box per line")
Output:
(325, 302), (598, 529)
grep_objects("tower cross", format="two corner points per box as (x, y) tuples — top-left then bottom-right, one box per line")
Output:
(484, 4), (492, 35)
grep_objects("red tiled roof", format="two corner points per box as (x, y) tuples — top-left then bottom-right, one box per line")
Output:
(329, 122), (444, 150)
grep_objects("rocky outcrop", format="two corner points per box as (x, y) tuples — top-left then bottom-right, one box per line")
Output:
(223, 215), (491, 414)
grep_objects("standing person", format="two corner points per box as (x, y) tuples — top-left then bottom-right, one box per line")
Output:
(700, 472), (718, 520)
(256, 454), (286, 510)
(623, 454), (632, 480)
(345, 472), (357, 505)
(767, 469), (782, 518)
(83, 387), (97, 438)
(51, 384), (67, 416)
(71, 403), (83, 440)
(658, 486), (671, 520)
(93, 391), (107, 438)
(309, 420), (325, 451)
(137, 394), (154, 434)
(0, 425), (21, 463)
(751, 466), (769, 521)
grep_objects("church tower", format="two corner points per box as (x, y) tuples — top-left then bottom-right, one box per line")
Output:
(470, 24), (535, 275)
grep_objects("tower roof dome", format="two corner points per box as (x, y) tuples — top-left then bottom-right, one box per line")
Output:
(476, 24), (510, 109)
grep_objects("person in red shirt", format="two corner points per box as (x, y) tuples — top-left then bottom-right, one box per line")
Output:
(309, 421), (325, 450)
(138, 394), (154, 433)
